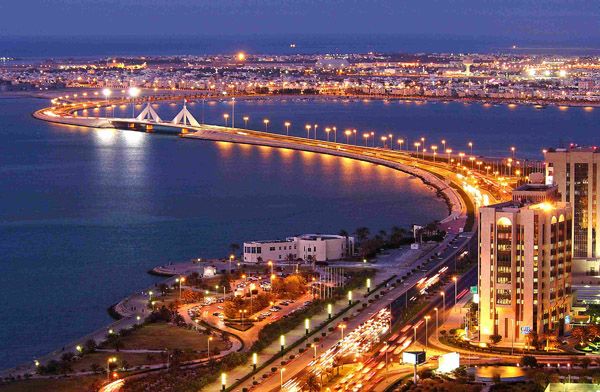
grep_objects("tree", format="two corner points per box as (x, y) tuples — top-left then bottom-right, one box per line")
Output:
(229, 243), (241, 256)
(84, 338), (97, 353)
(520, 355), (538, 368)
(488, 334), (502, 346)
(90, 363), (102, 374)
(354, 227), (370, 242)
(571, 326), (588, 344)
(305, 374), (321, 392)
(339, 229), (349, 237)
(579, 357), (591, 369)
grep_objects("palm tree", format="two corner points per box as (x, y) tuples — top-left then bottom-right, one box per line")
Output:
(305, 374), (321, 392)
(354, 227), (370, 242)
(229, 243), (241, 256)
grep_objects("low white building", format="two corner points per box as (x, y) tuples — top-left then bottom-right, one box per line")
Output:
(243, 234), (354, 263)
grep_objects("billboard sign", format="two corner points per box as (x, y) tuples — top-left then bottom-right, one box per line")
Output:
(438, 352), (460, 373)
(402, 351), (426, 365)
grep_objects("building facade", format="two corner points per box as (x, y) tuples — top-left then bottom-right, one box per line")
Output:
(243, 234), (354, 263)
(479, 185), (572, 343)
(545, 147), (600, 286)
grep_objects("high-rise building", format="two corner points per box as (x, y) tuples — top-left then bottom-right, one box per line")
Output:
(478, 183), (572, 343)
(545, 147), (600, 283)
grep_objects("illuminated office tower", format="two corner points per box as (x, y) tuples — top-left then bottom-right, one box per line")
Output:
(478, 182), (572, 343)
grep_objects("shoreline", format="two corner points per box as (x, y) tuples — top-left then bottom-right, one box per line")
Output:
(3, 88), (600, 110)
(1, 94), (471, 378)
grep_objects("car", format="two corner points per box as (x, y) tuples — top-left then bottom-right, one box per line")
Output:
(212, 312), (220, 317)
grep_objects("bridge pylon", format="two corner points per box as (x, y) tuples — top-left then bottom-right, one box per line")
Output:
(136, 103), (162, 122)
(172, 100), (200, 127)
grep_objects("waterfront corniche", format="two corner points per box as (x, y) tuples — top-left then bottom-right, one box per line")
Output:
(0, 97), (447, 370)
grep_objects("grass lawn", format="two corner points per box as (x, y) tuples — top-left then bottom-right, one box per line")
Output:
(107, 322), (229, 352)
(0, 375), (104, 392)
(70, 351), (167, 373)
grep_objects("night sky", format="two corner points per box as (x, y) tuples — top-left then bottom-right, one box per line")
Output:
(1, 0), (598, 42)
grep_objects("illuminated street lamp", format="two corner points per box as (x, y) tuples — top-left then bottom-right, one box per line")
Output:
(127, 87), (141, 118)
(468, 141), (473, 155)
(366, 278), (371, 293)
(106, 356), (117, 381)
(305, 318), (310, 335)
(347, 290), (353, 305)
(175, 276), (185, 299)
(263, 118), (269, 131)
(453, 276), (458, 307)
(327, 303), (333, 319)
(325, 127), (331, 141)
(284, 121), (291, 135)
(398, 138), (404, 150)
(268, 260), (274, 275)
(207, 336), (213, 360)
(314, 124), (319, 139)
(311, 343), (317, 358)
(441, 139), (446, 151)
(380, 135), (387, 148)
(446, 148), (452, 163)
(280, 368), (286, 390)
(511, 146), (516, 160)
(363, 133), (369, 146)
(431, 145), (438, 162)
(414, 142), (421, 156)
(280, 334), (286, 353)
(345, 129), (352, 144)
(252, 352), (258, 371)
(305, 124), (311, 138)
(440, 291), (446, 313)
(459, 152), (465, 166)
(338, 323), (346, 341)
(434, 307), (439, 339)
(229, 254), (234, 273)
(221, 373), (227, 391)
(424, 316), (431, 350)
(102, 88), (112, 117)
(243, 116), (249, 128)
(333, 126), (337, 143)
(223, 113), (229, 127)
(388, 133), (394, 150)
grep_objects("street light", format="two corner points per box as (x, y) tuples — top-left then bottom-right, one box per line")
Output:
(102, 88), (112, 117)
(243, 116), (249, 128)
(106, 356), (117, 381)
(325, 127), (331, 141)
(223, 113), (229, 127)
(452, 276), (458, 307)
(280, 334), (286, 353)
(305, 124), (311, 138)
(305, 318), (310, 335)
(327, 303), (333, 319)
(252, 352), (258, 371)
(468, 141), (473, 155)
(221, 372), (227, 391)
(280, 367), (286, 390)
(347, 290), (353, 305)
(207, 336), (213, 360)
(339, 323), (346, 341)
(284, 121), (291, 136)
(363, 133), (369, 146)
(424, 316), (431, 350)
(268, 260), (274, 275)
(398, 138), (404, 150)
(176, 276), (185, 299)
(366, 278), (371, 293)
(434, 307), (439, 339)
(229, 254), (234, 273)
(446, 148), (452, 163)
(127, 87), (140, 118)
(311, 343), (317, 358)
(345, 129), (352, 144)
(440, 291), (446, 313)
(263, 118), (269, 131)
